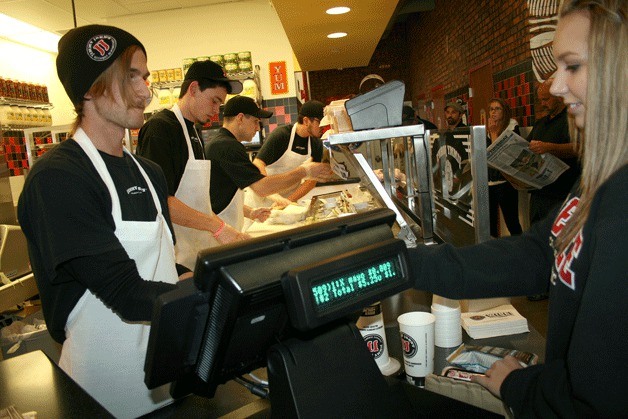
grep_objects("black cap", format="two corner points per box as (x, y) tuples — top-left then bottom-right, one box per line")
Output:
(223, 95), (273, 118)
(184, 60), (243, 94)
(299, 100), (325, 120)
(56, 24), (146, 105)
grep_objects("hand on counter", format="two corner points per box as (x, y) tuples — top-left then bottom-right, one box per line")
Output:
(249, 207), (271, 223)
(214, 223), (251, 244)
(269, 194), (293, 209)
(471, 355), (523, 398)
(300, 158), (334, 182)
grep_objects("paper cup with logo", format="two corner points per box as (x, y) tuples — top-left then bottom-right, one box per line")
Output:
(397, 311), (435, 386)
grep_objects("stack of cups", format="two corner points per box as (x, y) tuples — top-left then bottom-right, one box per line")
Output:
(431, 295), (462, 348)
(356, 302), (401, 376)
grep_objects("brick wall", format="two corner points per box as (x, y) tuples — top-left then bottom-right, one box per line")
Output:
(308, 0), (555, 128)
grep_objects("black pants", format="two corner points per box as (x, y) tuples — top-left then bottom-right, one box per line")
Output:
(489, 182), (522, 237)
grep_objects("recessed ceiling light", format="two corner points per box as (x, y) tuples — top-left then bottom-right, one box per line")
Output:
(327, 32), (347, 39)
(326, 7), (351, 15)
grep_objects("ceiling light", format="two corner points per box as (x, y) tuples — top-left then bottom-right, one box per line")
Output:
(327, 32), (347, 39)
(0, 13), (60, 53)
(326, 7), (351, 15)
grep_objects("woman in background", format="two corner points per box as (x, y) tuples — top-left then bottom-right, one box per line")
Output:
(486, 98), (523, 237)
(411, 0), (627, 415)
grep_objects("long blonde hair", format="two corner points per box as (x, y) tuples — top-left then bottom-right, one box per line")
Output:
(555, 0), (627, 253)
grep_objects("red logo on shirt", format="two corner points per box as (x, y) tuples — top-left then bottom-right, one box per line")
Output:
(551, 197), (582, 290)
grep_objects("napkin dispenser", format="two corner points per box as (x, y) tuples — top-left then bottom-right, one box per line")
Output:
(344, 80), (405, 130)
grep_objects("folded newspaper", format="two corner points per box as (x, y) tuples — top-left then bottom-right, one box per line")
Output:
(486, 130), (569, 190)
(461, 304), (529, 339)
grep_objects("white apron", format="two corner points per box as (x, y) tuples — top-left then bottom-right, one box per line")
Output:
(245, 124), (311, 208)
(218, 187), (244, 232)
(171, 104), (217, 270)
(60, 128), (178, 419)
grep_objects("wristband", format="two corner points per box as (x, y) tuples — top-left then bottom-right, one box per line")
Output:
(212, 219), (226, 238)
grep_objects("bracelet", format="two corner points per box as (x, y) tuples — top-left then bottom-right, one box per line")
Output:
(212, 219), (226, 238)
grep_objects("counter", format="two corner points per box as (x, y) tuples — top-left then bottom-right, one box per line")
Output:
(0, 289), (545, 418)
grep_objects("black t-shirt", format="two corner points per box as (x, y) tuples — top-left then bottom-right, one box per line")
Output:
(526, 108), (581, 196)
(136, 108), (205, 195)
(17, 139), (176, 342)
(256, 124), (324, 165)
(204, 128), (265, 214)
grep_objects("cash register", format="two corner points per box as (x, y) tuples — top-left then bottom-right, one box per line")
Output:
(145, 208), (416, 417)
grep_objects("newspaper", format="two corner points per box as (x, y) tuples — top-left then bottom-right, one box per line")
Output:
(486, 130), (569, 190)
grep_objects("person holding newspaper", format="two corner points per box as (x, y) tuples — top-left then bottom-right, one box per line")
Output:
(527, 78), (581, 225)
(410, 0), (628, 415)
(486, 98), (523, 237)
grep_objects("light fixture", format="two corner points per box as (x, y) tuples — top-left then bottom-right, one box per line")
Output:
(326, 7), (351, 15)
(0, 13), (60, 53)
(327, 32), (347, 39)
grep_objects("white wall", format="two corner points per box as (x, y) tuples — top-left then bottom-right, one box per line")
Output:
(0, 39), (74, 125)
(107, 0), (296, 101)
(2, 0), (296, 126)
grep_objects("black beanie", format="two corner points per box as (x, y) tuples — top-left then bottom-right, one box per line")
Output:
(56, 24), (146, 105)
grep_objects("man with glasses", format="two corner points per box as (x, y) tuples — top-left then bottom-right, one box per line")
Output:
(251, 100), (328, 207)
(137, 60), (246, 270)
(205, 96), (332, 231)
(18, 25), (185, 417)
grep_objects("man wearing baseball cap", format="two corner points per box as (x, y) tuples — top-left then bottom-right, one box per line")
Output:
(137, 60), (247, 271)
(205, 96), (332, 230)
(445, 101), (467, 130)
(18, 25), (183, 417)
(251, 100), (328, 207)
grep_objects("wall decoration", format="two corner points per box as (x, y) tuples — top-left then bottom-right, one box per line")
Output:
(269, 61), (289, 95)
(527, 0), (561, 82)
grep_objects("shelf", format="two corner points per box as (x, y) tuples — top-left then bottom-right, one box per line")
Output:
(0, 97), (53, 109)
(151, 70), (257, 89)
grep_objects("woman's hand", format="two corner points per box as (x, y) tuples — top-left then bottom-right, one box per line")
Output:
(249, 207), (271, 223)
(471, 355), (523, 398)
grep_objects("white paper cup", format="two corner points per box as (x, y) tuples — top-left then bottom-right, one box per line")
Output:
(397, 311), (435, 386)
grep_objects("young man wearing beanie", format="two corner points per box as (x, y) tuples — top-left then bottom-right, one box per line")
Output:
(205, 96), (333, 231)
(137, 60), (247, 270)
(18, 25), (183, 417)
(251, 100), (329, 207)
(444, 101), (467, 130)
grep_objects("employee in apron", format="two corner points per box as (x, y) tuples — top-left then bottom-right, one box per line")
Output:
(205, 96), (333, 231)
(250, 100), (327, 208)
(137, 60), (247, 270)
(18, 25), (187, 417)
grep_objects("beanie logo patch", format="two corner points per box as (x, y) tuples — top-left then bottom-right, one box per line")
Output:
(86, 35), (117, 62)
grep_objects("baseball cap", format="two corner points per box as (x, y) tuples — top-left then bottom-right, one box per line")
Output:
(299, 100), (325, 120)
(445, 101), (465, 113)
(223, 95), (273, 118)
(184, 60), (243, 94)
(56, 24), (146, 105)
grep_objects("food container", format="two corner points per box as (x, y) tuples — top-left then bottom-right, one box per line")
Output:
(210, 55), (224, 66)
(196, 56), (210, 62)
(237, 51), (251, 61)
(224, 62), (239, 74)
(223, 53), (237, 63)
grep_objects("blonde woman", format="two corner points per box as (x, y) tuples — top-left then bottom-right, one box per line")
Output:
(410, 0), (627, 415)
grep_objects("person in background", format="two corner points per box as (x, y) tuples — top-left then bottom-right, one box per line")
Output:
(527, 78), (581, 224)
(205, 96), (333, 231)
(17, 25), (185, 417)
(136, 61), (246, 271)
(486, 98), (523, 237)
(401, 105), (437, 130)
(444, 101), (467, 130)
(411, 0), (627, 415)
(251, 100), (328, 206)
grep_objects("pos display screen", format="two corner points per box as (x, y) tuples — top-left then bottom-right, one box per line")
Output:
(282, 238), (410, 331)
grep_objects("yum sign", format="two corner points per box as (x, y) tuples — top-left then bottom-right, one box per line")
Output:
(269, 61), (288, 94)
